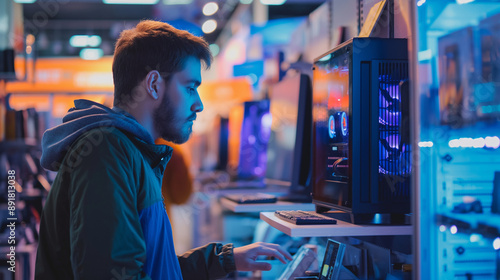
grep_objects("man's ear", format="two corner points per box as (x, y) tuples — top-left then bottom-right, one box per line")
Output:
(145, 70), (161, 100)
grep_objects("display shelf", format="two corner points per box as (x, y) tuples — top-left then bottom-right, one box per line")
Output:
(260, 212), (413, 237)
(203, 184), (289, 196)
(220, 197), (315, 213)
(436, 212), (500, 238)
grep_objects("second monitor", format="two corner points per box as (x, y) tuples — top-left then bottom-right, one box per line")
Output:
(265, 73), (313, 202)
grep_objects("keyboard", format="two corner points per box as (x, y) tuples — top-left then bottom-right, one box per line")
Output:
(224, 193), (278, 204)
(274, 210), (338, 225)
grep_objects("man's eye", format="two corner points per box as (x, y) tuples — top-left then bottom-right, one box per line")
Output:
(188, 87), (197, 94)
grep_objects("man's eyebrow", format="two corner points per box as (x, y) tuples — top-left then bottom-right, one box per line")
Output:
(185, 79), (201, 87)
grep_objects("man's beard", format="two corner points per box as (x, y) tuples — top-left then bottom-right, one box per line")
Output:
(153, 93), (192, 144)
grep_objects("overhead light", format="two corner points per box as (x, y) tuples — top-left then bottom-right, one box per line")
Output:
(202, 19), (217, 34)
(26, 34), (36, 46)
(209, 43), (220, 56)
(260, 0), (286, 5)
(14, 0), (37, 3)
(70, 35), (102, 48)
(103, 0), (159, 4)
(163, 0), (193, 4)
(203, 2), (219, 16)
(240, 0), (253, 4)
(70, 36), (88, 47)
(456, 0), (474, 4)
(88, 35), (102, 47)
(80, 48), (104, 60)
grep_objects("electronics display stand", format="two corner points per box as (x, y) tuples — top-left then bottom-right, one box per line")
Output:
(292, 239), (361, 280)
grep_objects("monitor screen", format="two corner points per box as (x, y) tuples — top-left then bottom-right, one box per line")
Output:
(237, 100), (271, 179)
(312, 47), (351, 208)
(265, 73), (309, 187)
(228, 104), (244, 172)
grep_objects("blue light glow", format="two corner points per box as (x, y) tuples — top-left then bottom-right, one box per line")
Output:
(418, 141), (434, 148)
(494, 238), (500, 250)
(80, 48), (103, 60)
(450, 225), (458, 234)
(260, 0), (286, 5)
(104, 0), (159, 4)
(449, 136), (500, 149)
(209, 44), (220, 56)
(456, 0), (475, 4)
(418, 49), (432, 61)
(469, 234), (481, 243)
(485, 136), (500, 149)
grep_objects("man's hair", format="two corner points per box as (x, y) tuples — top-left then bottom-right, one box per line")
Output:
(112, 20), (212, 106)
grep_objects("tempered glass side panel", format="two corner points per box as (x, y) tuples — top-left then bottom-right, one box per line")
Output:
(312, 46), (351, 210)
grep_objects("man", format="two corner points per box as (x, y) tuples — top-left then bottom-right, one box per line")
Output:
(35, 20), (292, 280)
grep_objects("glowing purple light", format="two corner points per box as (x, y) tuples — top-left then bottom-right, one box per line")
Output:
(378, 112), (400, 126)
(386, 135), (399, 149)
(261, 113), (272, 129)
(248, 135), (256, 145)
(253, 166), (263, 176)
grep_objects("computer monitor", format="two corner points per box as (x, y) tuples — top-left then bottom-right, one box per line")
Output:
(265, 73), (313, 202)
(216, 117), (229, 171)
(312, 38), (411, 224)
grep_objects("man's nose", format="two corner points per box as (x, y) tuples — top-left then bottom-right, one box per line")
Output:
(192, 93), (204, 113)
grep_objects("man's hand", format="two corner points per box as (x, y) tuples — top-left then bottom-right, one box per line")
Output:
(233, 242), (293, 271)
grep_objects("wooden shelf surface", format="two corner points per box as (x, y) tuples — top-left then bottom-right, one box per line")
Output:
(220, 197), (315, 213)
(260, 212), (413, 237)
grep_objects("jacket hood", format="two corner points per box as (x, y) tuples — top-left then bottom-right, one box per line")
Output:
(41, 99), (154, 171)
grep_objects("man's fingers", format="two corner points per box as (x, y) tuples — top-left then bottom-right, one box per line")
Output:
(256, 247), (288, 264)
(273, 245), (293, 261)
(259, 243), (293, 261)
(248, 261), (272, 271)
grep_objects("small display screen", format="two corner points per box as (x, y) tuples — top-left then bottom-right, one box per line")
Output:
(312, 46), (351, 209)
(320, 239), (345, 280)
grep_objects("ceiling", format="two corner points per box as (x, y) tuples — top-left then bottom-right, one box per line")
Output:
(20, 0), (326, 57)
